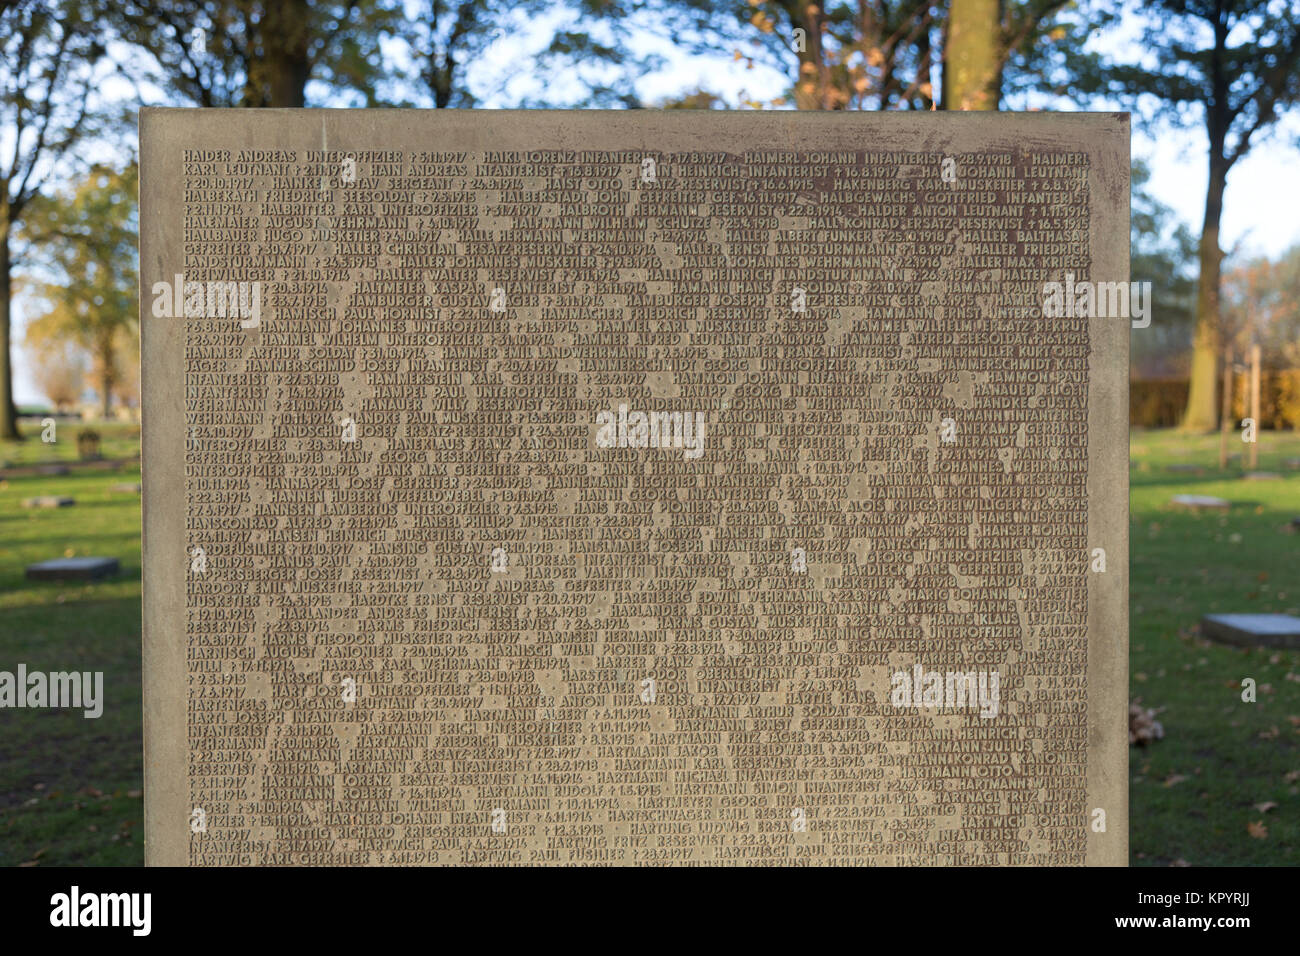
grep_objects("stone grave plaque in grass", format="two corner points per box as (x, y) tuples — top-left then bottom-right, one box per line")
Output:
(1201, 613), (1300, 650)
(0, 463), (67, 478)
(1170, 494), (1230, 512)
(1244, 472), (1281, 481)
(1165, 464), (1204, 474)
(110, 482), (142, 494)
(25, 557), (121, 581)
(22, 496), (75, 508)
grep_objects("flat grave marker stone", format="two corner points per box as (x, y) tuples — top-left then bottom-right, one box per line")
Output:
(1201, 614), (1300, 650)
(1170, 494), (1231, 511)
(26, 557), (121, 582)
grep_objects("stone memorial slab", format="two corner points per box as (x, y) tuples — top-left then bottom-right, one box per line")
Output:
(142, 110), (1128, 866)
(0, 463), (68, 479)
(26, 556), (120, 581)
(110, 482), (143, 494)
(23, 496), (75, 508)
(1244, 471), (1281, 481)
(1170, 494), (1230, 511)
(1201, 613), (1300, 650)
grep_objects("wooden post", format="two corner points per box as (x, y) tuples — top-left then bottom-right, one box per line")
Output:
(1249, 343), (1261, 470)
(1220, 351), (1233, 470)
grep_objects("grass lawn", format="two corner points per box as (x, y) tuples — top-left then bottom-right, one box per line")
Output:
(0, 420), (143, 866)
(0, 422), (1296, 866)
(1128, 429), (1300, 865)
(1, 420), (141, 467)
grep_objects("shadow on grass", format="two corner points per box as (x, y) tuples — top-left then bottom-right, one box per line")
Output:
(0, 594), (143, 866)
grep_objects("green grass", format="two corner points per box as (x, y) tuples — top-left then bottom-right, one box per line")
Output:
(1, 425), (1297, 866)
(0, 420), (140, 467)
(0, 437), (143, 866)
(1129, 429), (1300, 865)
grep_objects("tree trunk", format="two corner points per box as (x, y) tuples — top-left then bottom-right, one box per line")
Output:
(915, 16), (934, 109)
(1182, 152), (1228, 431)
(0, 225), (21, 441)
(261, 0), (311, 107)
(100, 368), (113, 419)
(431, 63), (454, 108)
(943, 0), (1001, 110)
(794, 4), (829, 109)
(1248, 343), (1261, 468)
(95, 330), (117, 420)
(1218, 349), (1232, 468)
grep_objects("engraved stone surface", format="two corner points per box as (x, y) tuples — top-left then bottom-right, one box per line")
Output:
(141, 110), (1129, 866)
(26, 556), (120, 581)
(1201, 614), (1300, 650)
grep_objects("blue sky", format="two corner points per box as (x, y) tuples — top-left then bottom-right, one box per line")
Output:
(618, 14), (1300, 262)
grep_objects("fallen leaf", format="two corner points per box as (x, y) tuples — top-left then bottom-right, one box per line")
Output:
(1247, 821), (1269, 839)
(1254, 802), (1278, 813)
